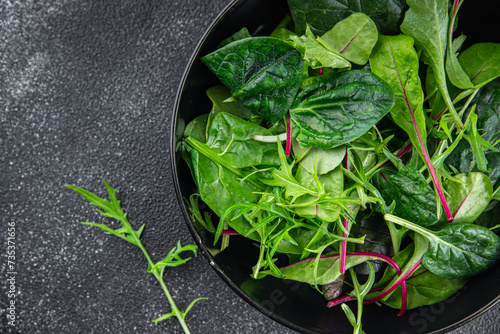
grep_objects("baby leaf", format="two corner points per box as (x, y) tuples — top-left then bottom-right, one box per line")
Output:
(444, 172), (493, 224)
(206, 112), (280, 168)
(459, 43), (500, 88)
(289, 26), (351, 70)
(377, 242), (467, 310)
(385, 214), (500, 279)
(292, 139), (346, 175)
(321, 12), (378, 65)
(401, 0), (463, 128)
(201, 37), (304, 122)
(287, 0), (406, 36)
(290, 70), (395, 149)
(378, 165), (438, 227)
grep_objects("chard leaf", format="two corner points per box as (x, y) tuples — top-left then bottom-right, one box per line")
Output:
(378, 165), (438, 227)
(201, 37), (304, 122)
(400, 0), (462, 128)
(385, 214), (500, 279)
(257, 253), (382, 285)
(206, 112), (279, 168)
(377, 242), (467, 310)
(290, 70), (395, 149)
(445, 2), (474, 90)
(321, 12), (378, 65)
(289, 26), (351, 70)
(287, 0), (406, 36)
(459, 43), (500, 88)
(444, 172), (493, 224)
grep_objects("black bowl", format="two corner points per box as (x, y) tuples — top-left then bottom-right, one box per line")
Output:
(171, 1), (500, 333)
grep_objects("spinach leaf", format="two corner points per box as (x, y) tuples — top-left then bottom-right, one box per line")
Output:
(287, 0), (406, 36)
(459, 43), (500, 88)
(385, 214), (500, 279)
(201, 37), (304, 122)
(218, 27), (252, 48)
(400, 0), (462, 128)
(206, 85), (252, 133)
(290, 70), (395, 149)
(444, 172), (493, 224)
(289, 26), (351, 70)
(378, 165), (438, 227)
(292, 139), (346, 175)
(184, 137), (264, 230)
(183, 114), (209, 143)
(378, 242), (467, 310)
(321, 12), (378, 65)
(206, 112), (280, 168)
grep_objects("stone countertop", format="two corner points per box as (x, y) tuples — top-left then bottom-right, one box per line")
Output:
(1, 0), (499, 333)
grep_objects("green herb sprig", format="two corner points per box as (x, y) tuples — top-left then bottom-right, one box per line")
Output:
(66, 181), (205, 334)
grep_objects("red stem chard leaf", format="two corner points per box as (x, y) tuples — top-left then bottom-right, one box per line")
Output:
(289, 70), (395, 149)
(370, 34), (453, 220)
(201, 37), (304, 122)
(385, 214), (500, 279)
(444, 172), (493, 224)
(400, 0), (463, 128)
(287, 0), (406, 36)
(320, 12), (378, 65)
(459, 43), (500, 89)
(378, 165), (438, 227)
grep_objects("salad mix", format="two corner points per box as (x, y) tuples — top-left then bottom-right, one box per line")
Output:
(181, 0), (500, 332)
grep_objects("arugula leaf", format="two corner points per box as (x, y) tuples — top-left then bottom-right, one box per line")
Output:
(201, 37), (304, 122)
(321, 12), (378, 65)
(290, 70), (395, 149)
(287, 0), (406, 36)
(66, 182), (204, 333)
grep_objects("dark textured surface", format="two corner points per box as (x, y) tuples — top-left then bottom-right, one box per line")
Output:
(0, 0), (498, 333)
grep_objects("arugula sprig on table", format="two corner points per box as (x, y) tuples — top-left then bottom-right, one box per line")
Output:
(66, 181), (204, 334)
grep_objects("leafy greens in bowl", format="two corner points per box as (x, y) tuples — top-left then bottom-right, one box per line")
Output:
(172, 0), (500, 333)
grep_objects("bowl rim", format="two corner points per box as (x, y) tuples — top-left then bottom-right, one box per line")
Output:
(169, 1), (500, 333)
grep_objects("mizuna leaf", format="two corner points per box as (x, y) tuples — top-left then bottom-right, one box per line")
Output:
(201, 37), (304, 122)
(289, 70), (395, 149)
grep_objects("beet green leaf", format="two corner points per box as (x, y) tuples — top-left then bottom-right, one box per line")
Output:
(459, 43), (500, 88)
(289, 70), (394, 149)
(201, 37), (303, 122)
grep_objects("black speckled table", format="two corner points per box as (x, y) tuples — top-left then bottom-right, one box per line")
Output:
(0, 1), (499, 333)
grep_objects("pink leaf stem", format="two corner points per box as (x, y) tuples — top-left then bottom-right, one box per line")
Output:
(221, 230), (240, 236)
(285, 112), (292, 157)
(389, 44), (453, 220)
(318, 67), (324, 76)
